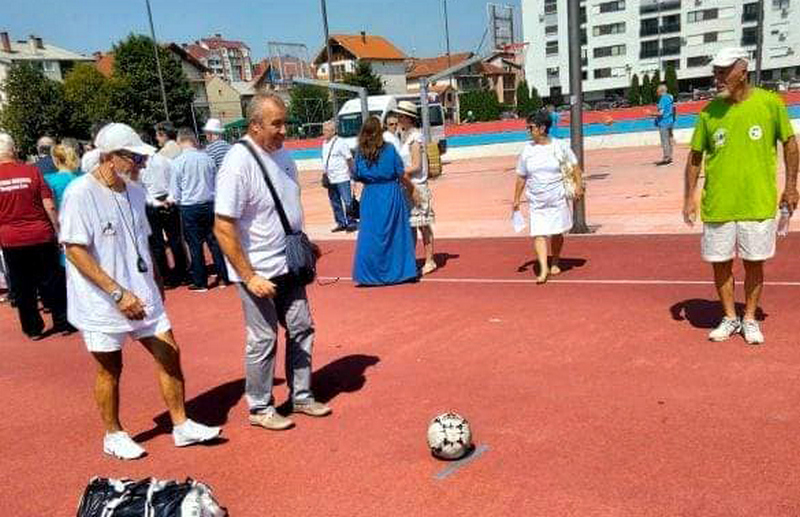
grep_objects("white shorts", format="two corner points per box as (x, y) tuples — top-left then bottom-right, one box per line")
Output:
(82, 314), (172, 353)
(702, 219), (777, 263)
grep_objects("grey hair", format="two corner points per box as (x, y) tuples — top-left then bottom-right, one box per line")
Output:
(0, 133), (15, 158)
(322, 120), (336, 132)
(246, 92), (287, 127)
(176, 126), (197, 144)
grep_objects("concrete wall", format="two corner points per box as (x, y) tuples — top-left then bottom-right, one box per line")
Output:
(205, 76), (243, 124)
(371, 60), (407, 94)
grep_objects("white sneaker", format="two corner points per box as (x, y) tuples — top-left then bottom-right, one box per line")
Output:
(103, 431), (146, 460)
(742, 319), (765, 345)
(708, 317), (741, 342)
(173, 419), (222, 447)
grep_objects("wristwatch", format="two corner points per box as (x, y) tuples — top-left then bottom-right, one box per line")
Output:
(110, 288), (124, 303)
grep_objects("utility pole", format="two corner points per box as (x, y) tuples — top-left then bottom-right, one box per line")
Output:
(320, 0), (338, 119)
(145, 0), (170, 121)
(567, 0), (589, 233)
(443, 0), (455, 121)
(755, 0), (764, 85)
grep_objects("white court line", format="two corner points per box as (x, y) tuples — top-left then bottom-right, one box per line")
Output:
(318, 276), (800, 287)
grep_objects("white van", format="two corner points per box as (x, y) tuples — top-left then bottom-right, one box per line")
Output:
(336, 94), (447, 154)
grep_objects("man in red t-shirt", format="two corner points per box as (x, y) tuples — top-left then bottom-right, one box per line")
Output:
(0, 133), (71, 338)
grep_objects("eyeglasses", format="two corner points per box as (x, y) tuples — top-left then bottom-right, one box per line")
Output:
(117, 151), (147, 167)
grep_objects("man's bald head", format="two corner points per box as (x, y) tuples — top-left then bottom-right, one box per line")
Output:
(37, 136), (55, 156)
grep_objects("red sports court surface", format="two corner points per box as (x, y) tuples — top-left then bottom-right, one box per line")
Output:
(2, 234), (800, 516)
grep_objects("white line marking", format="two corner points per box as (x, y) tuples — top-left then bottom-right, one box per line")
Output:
(318, 276), (800, 287)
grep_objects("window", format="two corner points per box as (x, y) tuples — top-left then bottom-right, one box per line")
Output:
(641, 18), (659, 36)
(687, 8), (718, 22)
(661, 14), (681, 33)
(742, 26), (758, 46)
(544, 2), (558, 14)
(599, 0), (625, 13)
(593, 22), (626, 36)
(662, 59), (680, 70)
(547, 67), (560, 78)
(742, 2), (759, 21)
(594, 67), (612, 79)
(545, 25), (558, 36)
(546, 41), (559, 56)
(593, 44), (626, 58)
(687, 55), (711, 67)
(641, 40), (659, 58)
(704, 32), (718, 43)
(41, 60), (58, 72)
(662, 36), (681, 55)
(773, 0), (790, 8)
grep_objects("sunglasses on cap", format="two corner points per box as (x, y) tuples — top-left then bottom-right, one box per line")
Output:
(116, 150), (147, 167)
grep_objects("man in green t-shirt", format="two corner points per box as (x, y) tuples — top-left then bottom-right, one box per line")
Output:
(684, 47), (799, 345)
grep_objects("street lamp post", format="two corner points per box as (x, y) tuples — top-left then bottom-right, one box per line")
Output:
(567, 0), (589, 233)
(145, 0), (170, 121)
(320, 0), (338, 119)
(443, 0), (455, 121)
(755, 0), (764, 85)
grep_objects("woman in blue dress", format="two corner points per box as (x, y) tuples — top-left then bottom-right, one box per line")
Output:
(352, 117), (417, 286)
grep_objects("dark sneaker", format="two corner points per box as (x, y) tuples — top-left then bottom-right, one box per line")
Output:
(188, 285), (208, 293)
(292, 400), (332, 417)
(249, 408), (295, 430)
(345, 224), (358, 233)
(331, 226), (347, 233)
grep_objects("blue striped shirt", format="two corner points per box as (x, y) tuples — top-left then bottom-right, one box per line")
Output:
(205, 139), (232, 169)
(169, 148), (217, 206)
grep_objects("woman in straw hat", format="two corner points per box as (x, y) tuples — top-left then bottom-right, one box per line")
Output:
(395, 101), (437, 275)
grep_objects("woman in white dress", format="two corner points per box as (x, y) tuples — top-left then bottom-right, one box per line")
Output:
(395, 101), (437, 275)
(512, 110), (584, 284)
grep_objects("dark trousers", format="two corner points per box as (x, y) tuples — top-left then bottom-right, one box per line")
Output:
(327, 181), (354, 228)
(180, 202), (228, 288)
(2, 241), (68, 336)
(146, 203), (189, 284)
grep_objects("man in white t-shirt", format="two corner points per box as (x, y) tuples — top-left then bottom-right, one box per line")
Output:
(321, 120), (356, 232)
(214, 93), (331, 431)
(60, 123), (221, 460)
(383, 114), (402, 154)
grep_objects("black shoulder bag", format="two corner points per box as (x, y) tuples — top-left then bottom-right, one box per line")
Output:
(238, 140), (318, 285)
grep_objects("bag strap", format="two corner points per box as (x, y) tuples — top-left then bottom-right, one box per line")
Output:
(237, 139), (292, 236)
(324, 136), (336, 174)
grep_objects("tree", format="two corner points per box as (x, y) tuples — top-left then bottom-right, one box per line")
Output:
(516, 80), (530, 117)
(111, 34), (195, 133)
(343, 61), (385, 95)
(62, 63), (114, 140)
(459, 89), (502, 122)
(651, 69), (662, 101)
(530, 85), (543, 113)
(665, 64), (678, 98)
(288, 84), (332, 136)
(627, 73), (641, 106)
(641, 73), (653, 104)
(0, 62), (69, 157)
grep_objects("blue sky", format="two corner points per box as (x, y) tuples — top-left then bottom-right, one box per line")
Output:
(6, 0), (522, 62)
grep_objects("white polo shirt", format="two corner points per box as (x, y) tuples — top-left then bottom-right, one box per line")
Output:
(215, 136), (304, 281)
(60, 174), (164, 332)
(321, 136), (352, 184)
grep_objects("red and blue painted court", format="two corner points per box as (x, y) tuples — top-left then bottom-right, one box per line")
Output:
(2, 234), (799, 515)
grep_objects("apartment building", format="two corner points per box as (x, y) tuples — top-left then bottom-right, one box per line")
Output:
(185, 34), (253, 83)
(522, 0), (800, 101)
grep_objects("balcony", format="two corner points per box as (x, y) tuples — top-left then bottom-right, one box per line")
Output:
(661, 46), (681, 56)
(640, 49), (660, 59)
(659, 23), (681, 34)
(640, 0), (681, 14)
(640, 26), (660, 37)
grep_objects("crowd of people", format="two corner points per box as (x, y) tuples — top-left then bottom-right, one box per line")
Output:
(0, 46), (797, 460)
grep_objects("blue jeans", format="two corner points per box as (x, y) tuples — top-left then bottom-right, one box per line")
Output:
(180, 202), (228, 288)
(327, 181), (353, 227)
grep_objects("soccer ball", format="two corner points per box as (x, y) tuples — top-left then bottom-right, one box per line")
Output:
(427, 412), (473, 460)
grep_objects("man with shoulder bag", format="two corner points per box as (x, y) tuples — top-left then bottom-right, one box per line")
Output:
(321, 120), (357, 232)
(214, 93), (331, 432)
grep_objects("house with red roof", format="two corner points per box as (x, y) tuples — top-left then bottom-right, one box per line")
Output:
(313, 32), (407, 94)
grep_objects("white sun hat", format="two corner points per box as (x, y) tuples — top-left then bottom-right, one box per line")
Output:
(202, 118), (224, 134)
(94, 123), (155, 155)
(711, 47), (750, 68)
(394, 101), (419, 119)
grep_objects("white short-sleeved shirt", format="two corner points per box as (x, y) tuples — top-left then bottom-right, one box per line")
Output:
(215, 136), (304, 281)
(59, 174), (165, 332)
(383, 131), (402, 154)
(321, 136), (352, 184)
(400, 128), (428, 184)
(516, 139), (577, 201)
(140, 153), (172, 203)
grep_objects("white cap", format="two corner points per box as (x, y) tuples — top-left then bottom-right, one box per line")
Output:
(202, 118), (224, 134)
(711, 47), (750, 68)
(94, 123), (155, 156)
(80, 148), (101, 173)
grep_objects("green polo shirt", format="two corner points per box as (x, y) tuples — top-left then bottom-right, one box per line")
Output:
(690, 88), (794, 222)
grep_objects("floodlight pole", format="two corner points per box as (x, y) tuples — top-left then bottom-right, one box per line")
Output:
(145, 0), (170, 121)
(320, 0), (338, 118)
(755, 0), (764, 85)
(567, 0), (589, 233)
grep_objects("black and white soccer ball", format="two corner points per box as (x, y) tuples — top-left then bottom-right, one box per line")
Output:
(427, 412), (473, 460)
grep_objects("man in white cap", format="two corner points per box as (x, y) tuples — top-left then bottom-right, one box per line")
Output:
(683, 48), (798, 344)
(203, 118), (231, 169)
(60, 123), (221, 459)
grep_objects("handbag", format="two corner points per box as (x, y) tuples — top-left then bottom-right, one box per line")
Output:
(554, 139), (578, 200)
(347, 194), (360, 220)
(238, 140), (318, 285)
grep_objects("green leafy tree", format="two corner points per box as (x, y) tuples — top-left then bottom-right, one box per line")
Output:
(628, 73), (641, 106)
(0, 62), (69, 157)
(111, 34), (195, 133)
(62, 63), (114, 140)
(459, 89), (502, 122)
(288, 84), (332, 136)
(343, 61), (385, 95)
(641, 73), (653, 104)
(529, 85), (543, 113)
(651, 69), (662, 102)
(516, 80), (530, 117)
(665, 64), (678, 98)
